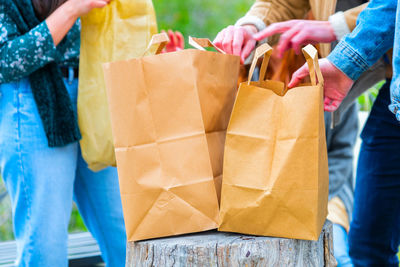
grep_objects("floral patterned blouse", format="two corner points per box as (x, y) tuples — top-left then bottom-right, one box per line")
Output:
(0, 8), (80, 84)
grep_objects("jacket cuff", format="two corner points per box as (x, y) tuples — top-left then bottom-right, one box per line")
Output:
(235, 16), (267, 65)
(235, 15), (267, 32)
(329, 11), (351, 41)
(38, 21), (58, 60)
(327, 41), (370, 81)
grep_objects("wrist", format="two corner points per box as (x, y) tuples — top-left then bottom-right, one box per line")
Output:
(327, 41), (365, 81)
(45, 0), (79, 46)
(235, 16), (267, 33)
(243, 25), (258, 35)
(60, 0), (80, 21)
(324, 21), (337, 41)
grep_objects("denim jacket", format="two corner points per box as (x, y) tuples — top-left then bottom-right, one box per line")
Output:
(327, 0), (400, 120)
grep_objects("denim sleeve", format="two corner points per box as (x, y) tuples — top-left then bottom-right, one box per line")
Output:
(327, 0), (396, 81)
(0, 12), (58, 84)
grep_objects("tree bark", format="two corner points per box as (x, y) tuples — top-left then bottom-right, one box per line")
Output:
(127, 221), (336, 267)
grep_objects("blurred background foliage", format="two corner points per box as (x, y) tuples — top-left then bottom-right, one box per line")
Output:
(154, 0), (253, 45)
(358, 80), (383, 111)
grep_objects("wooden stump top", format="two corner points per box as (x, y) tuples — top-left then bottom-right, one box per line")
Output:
(127, 221), (336, 267)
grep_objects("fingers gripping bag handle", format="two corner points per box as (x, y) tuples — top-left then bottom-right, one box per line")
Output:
(188, 36), (226, 54)
(301, 44), (329, 125)
(248, 44), (324, 87)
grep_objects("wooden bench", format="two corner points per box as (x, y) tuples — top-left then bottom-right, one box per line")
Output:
(0, 232), (103, 267)
(127, 221), (336, 267)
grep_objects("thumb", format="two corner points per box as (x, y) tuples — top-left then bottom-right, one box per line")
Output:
(288, 63), (309, 88)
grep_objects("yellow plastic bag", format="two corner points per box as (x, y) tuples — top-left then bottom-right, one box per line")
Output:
(79, 0), (158, 171)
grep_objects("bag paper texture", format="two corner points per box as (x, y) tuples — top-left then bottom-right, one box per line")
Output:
(219, 44), (329, 241)
(103, 35), (240, 241)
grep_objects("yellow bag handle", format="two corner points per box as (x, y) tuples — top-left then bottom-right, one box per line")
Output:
(248, 43), (323, 87)
(143, 33), (170, 56)
(188, 36), (226, 54)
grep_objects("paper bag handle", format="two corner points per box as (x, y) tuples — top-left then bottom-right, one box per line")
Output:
(302, 44), (324, 86)
(188, 36), (226, 54)
(248, 43), (323, 87)
(143, 33), (170, 56)
(247, 43), (273, 85)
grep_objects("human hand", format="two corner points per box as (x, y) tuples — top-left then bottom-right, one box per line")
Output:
(162, 30), (184, 53)
(65, 0), (111, 18)
(47, 0), (110, 46)
(254, 20), (337, 58)
(288, 58), (354, 112)
(214, 25), (258, 64)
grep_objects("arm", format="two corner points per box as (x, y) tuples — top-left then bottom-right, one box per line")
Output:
(322, 3), (368, 46)
(46, 0), (109, 45)
(213, 0), (310, 63)
(0, 11), (58, 83)
(238, 0), (310, 30)
(0, 0), (109, 84)
(247, 1), (368, 42)
(344, 3), (368, 32)
(253, 2), (370, 57)
(289, 0), (396, 111)
(327, 0), (396, 81)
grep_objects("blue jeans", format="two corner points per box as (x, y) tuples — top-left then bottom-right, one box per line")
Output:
(333, 223), (353, 267)
(349, 81), (400, 267)
(0, 78), (126, 267)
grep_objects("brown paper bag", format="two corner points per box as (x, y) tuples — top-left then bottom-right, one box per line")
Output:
(219, 43), (329, 241)
(103, 34), (240, 241)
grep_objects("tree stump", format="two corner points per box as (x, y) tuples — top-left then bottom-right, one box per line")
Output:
(127, 221), (336, 267)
